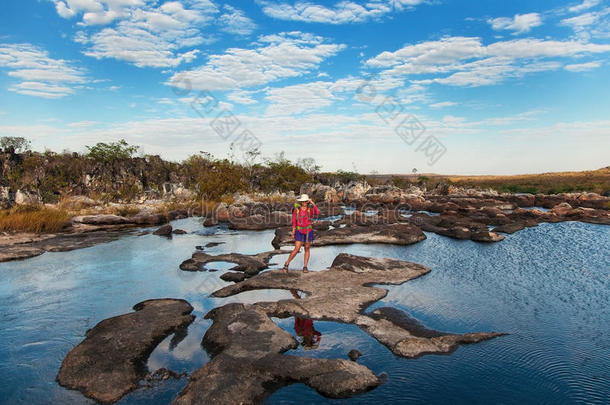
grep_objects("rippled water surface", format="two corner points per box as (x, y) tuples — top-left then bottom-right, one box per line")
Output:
(0, 218), (608, 404)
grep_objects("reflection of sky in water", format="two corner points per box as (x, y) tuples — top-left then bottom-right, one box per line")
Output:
(0, 217), (608, 404)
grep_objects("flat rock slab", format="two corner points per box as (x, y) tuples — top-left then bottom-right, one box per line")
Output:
(272, 223), (426, 249)
(0, 230), (132, 262)
(356, 307), (505, 358)
(211, 253), (505, 358)
(179, 249), (286, 277)
(57, 299), (195, 404)
(173, 303), (380, 405)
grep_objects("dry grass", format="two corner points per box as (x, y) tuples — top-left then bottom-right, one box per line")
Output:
(107, 205), (141, 217)
(369, 168), (610, 195)
(0, 205), (71, 233)
(446, 168), (610, 195)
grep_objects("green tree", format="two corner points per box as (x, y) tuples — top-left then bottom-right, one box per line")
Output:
(1, 136), (31, 152)
(85, 139), (139, 163)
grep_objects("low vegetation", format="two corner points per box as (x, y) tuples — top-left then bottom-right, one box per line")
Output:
(0, 205), (71, 233)
(369, 168), (610, 196)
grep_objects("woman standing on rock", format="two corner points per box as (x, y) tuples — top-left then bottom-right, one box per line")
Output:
(283, 194), (319, 273)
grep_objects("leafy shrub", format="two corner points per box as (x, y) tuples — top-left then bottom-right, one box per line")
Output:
(85, 139), (139, 163)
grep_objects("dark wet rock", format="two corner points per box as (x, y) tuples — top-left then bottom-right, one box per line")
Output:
(360, 307), (506, 358)
(312, 220), (331, 231)
(271, 223), (426, 249)
(205, 241), (224, 248)
(202, 216), (218, 227)
(136, 231), (150, 236)
(145, 367), (187, 382)
(348, 349), (361, 361)
(172, 229), (187, 235)
(220, 272), (246, 282)
(228, 211), (291, 230)
(153, 224), (172, 236)
(408, 212), (508, 243)
(167, 209), (189, 221)
(492, 221), (528, 234)
(173, 303), (380, 405)
(211, 253), (504, 360)
(471, 231), (505, 243)
(504, 193), (535, 207)
(179, 249), (286, 277)
(57, 299), (195, 404)
(534, 194), (565, 208)
(195, 245), (204, 250)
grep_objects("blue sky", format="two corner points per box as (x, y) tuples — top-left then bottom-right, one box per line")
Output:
(0, 0), (609, 174)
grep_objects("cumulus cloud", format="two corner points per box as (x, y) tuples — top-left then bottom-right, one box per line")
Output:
(218, 5), (257, 35)
(0, 43), (86, 98)
(257, 0), (425, 24)
(569, 0), (601, 13)
(488, 13), (543, 34)
(561, 7), (610, 40)
(53, 0), (218, 68)
(365, 36), (610, 87)
(167, 32), (346, 91)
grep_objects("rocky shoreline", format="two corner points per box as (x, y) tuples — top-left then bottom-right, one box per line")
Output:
(2, 183), (609, 263)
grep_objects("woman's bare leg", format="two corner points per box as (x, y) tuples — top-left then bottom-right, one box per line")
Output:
(284, 241), (303, 271)
(303, 243), (311, 271)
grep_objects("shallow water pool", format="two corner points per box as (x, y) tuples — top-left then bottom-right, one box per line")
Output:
(0, 218), (608, 404)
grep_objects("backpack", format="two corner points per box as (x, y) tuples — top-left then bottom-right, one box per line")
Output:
(293, 203), (312, 232)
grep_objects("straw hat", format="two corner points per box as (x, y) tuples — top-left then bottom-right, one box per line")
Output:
(297, 194), (310, 202)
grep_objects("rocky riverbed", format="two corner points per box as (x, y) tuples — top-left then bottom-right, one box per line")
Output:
(57, 253), (504, 404)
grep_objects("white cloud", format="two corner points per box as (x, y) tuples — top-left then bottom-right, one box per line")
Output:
(430, 101), (456, 109)
(257, 0), (424, 24)
(56, 0), (218, 68)
(265, 81), (338, 115)
(0, 43), (86, 98)
(488, 13), (543, 34)
(366, 36), (610, 87)
(564, 61), (602, 71)
(569, 0), (601, 13)
(562, 12), (599, 28)
(52, 0), (146, 25)
(218, 5), (257, 35)
(561, 8), (610, 40)
(227, 90), (259, 105)
(167, 32), (345, 91)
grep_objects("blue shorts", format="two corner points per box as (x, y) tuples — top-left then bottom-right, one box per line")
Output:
(294, 229), (315, 243)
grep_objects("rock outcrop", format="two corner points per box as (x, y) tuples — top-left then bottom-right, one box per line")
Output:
(271, 223), (426, 248)
(211, 253), (504, 358)
(57, 299), (195, 403)
(173, 303), (381, 405)
(179, 249), (286, 277)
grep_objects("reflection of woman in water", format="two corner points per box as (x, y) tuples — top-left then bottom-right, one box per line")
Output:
(290, 290), (322, 349)
(294, 317), (321, 349)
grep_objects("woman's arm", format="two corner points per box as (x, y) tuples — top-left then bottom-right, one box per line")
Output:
(310, 201), (320, 215)
(291, 208), (297, 236)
